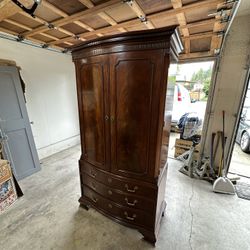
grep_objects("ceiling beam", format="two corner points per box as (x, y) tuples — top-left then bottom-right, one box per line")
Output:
(182, 18), (215, 29)
(0, 0), (31, 22)
(78, 0), (126, 34)
(73, 20), (94, 31)
(181, 31), (214, 40)
(4, 18), (32, 31)
(37, 31), (77, 47)
(0, 25), (63, 49)
(0, 0), (11, 9)
(0, 26), (16, 35)
(42, 0), (68, 17)
(41, 0), (97, 34)
(179, 51), (214, 61)
(150, 0), (223, 21)
(18, 11), (76, 38)
(97, 11), (127, 32)
(125, 0), (155, 29)
(40, 32), (60, 41)
(98, 12), (117, 26)
(64, 41), (73, 46)
(21, 0), (121, 37)
(78, 0), (94, 8)
(210, 3), (224, 53)
(49, 0), (222, 46)
(171, 0), (190, 53)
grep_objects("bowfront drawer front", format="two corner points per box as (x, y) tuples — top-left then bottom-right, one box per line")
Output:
(83, 186), (154, 229)
(80, 161), (157, 199)
(82, 173), (155, 213)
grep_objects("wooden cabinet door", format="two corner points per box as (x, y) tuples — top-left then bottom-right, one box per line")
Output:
(76, 55), (110, 171)
(109, 51), (164, 179)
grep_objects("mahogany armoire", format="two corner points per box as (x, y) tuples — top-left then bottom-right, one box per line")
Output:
(71, 26), (182, 244)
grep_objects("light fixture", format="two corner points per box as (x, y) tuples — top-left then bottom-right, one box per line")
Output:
(11, 0), (42, 17)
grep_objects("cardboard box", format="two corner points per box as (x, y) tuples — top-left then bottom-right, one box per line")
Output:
(174, 139), (200, 161)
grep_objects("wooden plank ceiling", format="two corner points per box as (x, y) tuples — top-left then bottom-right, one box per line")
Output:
(0, 0), (235, 61)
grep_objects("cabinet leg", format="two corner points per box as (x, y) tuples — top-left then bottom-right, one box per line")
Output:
(139, 229), (156, 245)
(79, 197), (90, 211)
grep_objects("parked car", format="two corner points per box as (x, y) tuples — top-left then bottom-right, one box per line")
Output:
(171, 84), (191, 124)
(236, 109), (250, 153)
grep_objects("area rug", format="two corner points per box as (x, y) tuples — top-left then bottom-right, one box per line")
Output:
(235, 182), (250, 200)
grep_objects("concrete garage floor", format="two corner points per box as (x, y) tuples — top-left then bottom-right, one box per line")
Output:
(230, 143), (250, 177)
(1, 145), (250, 250)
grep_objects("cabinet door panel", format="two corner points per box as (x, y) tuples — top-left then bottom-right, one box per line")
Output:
(110, 52), (161, 178)
(77, 56), (109, 170)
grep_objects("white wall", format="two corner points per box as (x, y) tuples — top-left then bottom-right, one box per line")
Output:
(202, 12), (250, 168)
(0, 39), (80, 159)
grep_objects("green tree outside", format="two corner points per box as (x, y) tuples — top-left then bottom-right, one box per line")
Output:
(191, 67), (212, 99)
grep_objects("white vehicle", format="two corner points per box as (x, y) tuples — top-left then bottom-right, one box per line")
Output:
(171, 84), (191, 124)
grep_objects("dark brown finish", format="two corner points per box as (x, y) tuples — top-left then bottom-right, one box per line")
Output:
(72, 27), (182, 244)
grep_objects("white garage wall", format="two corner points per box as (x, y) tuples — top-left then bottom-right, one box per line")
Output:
(0, 39), (80, 159)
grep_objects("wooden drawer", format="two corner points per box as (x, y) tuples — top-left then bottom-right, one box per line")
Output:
(80, 161), (157, 199)
(82, 173), (155, 213)
(83, 186), (154, 229)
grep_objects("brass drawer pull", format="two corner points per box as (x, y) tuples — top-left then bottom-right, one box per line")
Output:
(108, 190), (112, 195)
(124, 211), (136, 221)
(105, 115), (109, 121)
(125, 184), (138, 193)
(125, 198), (137, 206)
(90, 171), (97, 178)
(92, 196), (98, 203)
